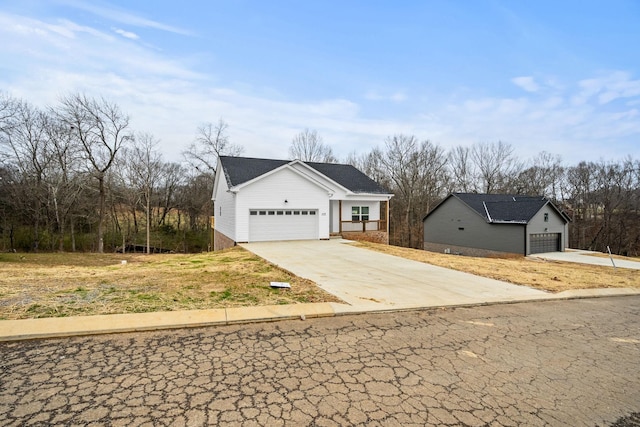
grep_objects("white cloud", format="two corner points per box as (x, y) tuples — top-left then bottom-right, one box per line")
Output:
(112, 27), (139, 40)
(60, 0), (193, 36)
(426, 74), (640, 162)
(364, 89), (407, 103)
(1, 9), (639, 165)
(573, 71), (640, 105)
(512, 76), (539, 93)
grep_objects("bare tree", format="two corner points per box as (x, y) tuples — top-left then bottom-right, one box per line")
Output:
(155, 162), (185, 227)
(56, 93), (133, 253)
(43, 115), (86, 251)
(289, 128), (336, 163)
(128, 132), (163, 253)
(345, 148), (388, 187)
(377, 135), (448, 248)
(515, 151), (565, 199)
(183, 119), (242, 174)
(0, 92), (18, 142)
(471, 141), (523, 193)
(447, 145), (476, 193)
(1, 100), (52, 250)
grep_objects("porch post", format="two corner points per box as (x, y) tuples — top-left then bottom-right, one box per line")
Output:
(339, 200), (342, 233)
(386, 199), (390, 234)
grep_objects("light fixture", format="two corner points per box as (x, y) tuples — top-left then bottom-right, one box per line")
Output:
(284, 199), (288, 204)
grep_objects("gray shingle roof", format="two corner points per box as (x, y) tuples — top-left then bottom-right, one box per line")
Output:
(219, 157), (289, 188)
(218, 156), (390, 194)
(304, 161), (389, 194)
(454, 193), (548, 223)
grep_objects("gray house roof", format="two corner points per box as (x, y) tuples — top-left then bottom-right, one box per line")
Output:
(425, 193), (570, 224)
(218, 156), (390, 194)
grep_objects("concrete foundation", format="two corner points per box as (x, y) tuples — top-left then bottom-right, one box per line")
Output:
(423, 241), (522, 258)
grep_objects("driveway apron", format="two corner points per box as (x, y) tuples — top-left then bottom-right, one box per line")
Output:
(532, 250), (640, 270)
(241, 239), (549, 310)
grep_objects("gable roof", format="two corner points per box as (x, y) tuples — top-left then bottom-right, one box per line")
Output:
(219, 156), (289, 188)
(457, 193), (547, 224)
(424, 193), (570, 224)
(218, 156), (390, 194)
(304, 161), (387, 194)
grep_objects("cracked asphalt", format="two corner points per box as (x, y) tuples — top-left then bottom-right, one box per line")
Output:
(1, 296), (639, 426)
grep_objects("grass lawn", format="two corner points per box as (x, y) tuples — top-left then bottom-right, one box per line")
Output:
(0, 247), (342, 320)
(2, 242), (638, 321)
(353, 241), (640, 293)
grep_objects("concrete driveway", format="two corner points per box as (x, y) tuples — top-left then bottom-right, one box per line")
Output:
(532, 250), (640, 270)
(242, 239), (549, 311)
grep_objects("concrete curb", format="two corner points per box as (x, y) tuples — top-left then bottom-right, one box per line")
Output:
(1, 289), (638, 342)
(0, 303), (336, 342)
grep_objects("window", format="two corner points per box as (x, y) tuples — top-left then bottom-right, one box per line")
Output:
(285, 211), (292, 215)
(351, 206), (369, 221)
(544, 213), (549, 222)
(268, 211), (275, 215)
(250, 210), (258, 215)
(276, 211), (284, 215)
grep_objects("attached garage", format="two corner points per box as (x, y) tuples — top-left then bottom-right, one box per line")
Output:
(423, 193), (570, 257)
(249, 209), (319, 242)
(530, 233), (561, 254)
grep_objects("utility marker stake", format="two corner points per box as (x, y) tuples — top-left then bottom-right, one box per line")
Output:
(607, 246), (616, 269)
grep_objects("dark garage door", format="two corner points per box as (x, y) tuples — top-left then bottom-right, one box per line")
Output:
(530, 233), (560, 254)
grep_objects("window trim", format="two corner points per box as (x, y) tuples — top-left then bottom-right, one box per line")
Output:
(351, 206), (370, 221)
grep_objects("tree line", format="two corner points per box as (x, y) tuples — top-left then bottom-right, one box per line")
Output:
(1, 92), (639, 255)
(0, 92), (223, 253)
(289, 129), (640, 256)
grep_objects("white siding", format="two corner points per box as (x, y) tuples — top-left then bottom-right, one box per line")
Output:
(236, 167), (330, 242)
(341, 201), (380, 221)
(212, 173), (236, 240)
(340, 200), (381, 232)
(289, 163), (349, 199)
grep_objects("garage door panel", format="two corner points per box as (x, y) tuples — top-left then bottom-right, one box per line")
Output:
(249, 209), (318, 242)
(530, 233), (560, 254)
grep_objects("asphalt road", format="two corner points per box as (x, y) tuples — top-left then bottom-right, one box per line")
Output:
(1, 296), (639, 426)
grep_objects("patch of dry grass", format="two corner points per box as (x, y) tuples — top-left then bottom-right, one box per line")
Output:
(352, 241), (640, 293)
(0, 247), (342, 320)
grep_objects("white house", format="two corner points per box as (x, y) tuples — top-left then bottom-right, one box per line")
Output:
(212, 156), (393, 250)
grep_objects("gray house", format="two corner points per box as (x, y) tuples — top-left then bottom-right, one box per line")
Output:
(423, 193), (570, 256)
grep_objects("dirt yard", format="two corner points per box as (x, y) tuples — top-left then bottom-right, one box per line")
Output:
(0, 247), (342, 320)
(354, 242), (640, 292)
(2, 242), (638, 320)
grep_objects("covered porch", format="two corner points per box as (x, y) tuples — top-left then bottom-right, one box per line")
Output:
(330, 199), (390, 244)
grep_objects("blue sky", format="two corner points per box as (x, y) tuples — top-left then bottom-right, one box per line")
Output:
(1, 0), (639, 164)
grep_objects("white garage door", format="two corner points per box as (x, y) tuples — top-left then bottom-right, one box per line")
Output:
(249, 209), (319, 242)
